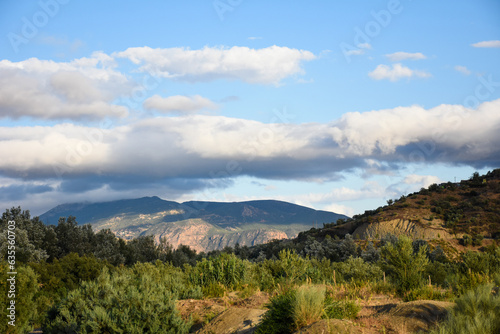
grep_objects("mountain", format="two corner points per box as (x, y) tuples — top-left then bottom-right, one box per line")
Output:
(302, 169), (500, 253)
(40, 197), (348, 252)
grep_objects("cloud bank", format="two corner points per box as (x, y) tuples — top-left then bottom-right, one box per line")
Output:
(1, 99), (499, 183)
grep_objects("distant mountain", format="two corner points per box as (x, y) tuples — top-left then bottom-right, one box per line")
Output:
(40, 197), (348, 252)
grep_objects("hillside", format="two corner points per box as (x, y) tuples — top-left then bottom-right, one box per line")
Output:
(40, 197), (348, 252)
(306, 169), (500, 253)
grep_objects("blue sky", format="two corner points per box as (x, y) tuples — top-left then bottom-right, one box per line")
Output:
(0, 0), (499, 217)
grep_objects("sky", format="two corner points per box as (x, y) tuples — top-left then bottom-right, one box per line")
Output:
(0, 0), (499, 217)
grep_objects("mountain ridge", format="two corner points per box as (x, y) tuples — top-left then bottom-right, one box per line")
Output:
(40, 197), (348, 252)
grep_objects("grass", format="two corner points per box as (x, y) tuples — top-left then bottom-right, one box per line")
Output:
(432, 284), (500, 334)
(293, 285), (326, 329)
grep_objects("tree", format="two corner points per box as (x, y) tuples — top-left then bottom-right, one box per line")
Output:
(361, 241), (380, 263)
(0, 262), (39, 334)
(92, 229), (125, 265)
(43, 266), (190, 333)
(380, 236), (429, 293)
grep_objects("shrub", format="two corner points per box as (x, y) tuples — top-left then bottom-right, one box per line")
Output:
(187, 252), (248, 294)
(43, 267), (191, 334)
(432, 284), (500, 334)
(449, 271), (492, 296)
(332, 257), (383, 285)
(380, 236), (429, 294)
(323, 298), (360, 320)
(403, 285), (453, 302)
(460, 234), (473, 246)
(293, 285), (325, 329)
(256, 289), (296, 334)
(263, 249), (309, 284)
(472, 234), (484, 246)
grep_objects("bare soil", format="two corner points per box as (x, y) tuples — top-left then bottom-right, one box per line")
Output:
(176, 291), (454, 334)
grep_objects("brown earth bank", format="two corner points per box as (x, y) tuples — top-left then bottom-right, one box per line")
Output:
(176, 291), (454, 334)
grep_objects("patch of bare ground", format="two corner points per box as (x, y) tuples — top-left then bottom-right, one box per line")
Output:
(355, 299), (454, 334)
(294, 319), (364, 334)
(185, 289), (454, 334)
(176, 291), (269, 333)
(196, 308), (267, 334)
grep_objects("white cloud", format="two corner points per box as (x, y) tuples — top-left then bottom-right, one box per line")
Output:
(403, 174), (441, 188)
(344, 43), (371, 56)
(114, 45), (316, 85)
(471, 40), (500, 48)
(385, 52), (426, 62)
(0, 55), (131, 120)
(454, 65), (471, 75)
(368, 63), (431, 81)
(1, 99), (500, 189)
(143, 95), (218, 114)
(323, 204), (356, 217)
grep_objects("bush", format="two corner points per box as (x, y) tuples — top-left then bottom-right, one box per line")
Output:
(43, 266), (191, 334)
(187, 252), (248, 295)
(449, 271), (492, 296)
(256, 289), (296, 334)
(257, 284), (360, 334)
(262, 249), (310, 285)
(460, 234), (473, 246)
(293, 285), (325, 329)
(472, 234), (484, 246)
(432, 284), (500, 334)
(403, 285), (453, 302)
(380, 236), (429, 294)
(323, 298), (360, 320)
(332, 257), (383, 285)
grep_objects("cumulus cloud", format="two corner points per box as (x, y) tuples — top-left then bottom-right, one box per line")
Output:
(403, 174), (441, 187)
(0, 54), (131, 120)
(114, 45), (316, 85)
(368, 63), (431, 81)
(454, 65), (471, 75)
(385, 52), (426, 61)
(1, 99), (500, 213)
(1, 99), (499, 181)
(143, 95), (218, 114)
(471, 40), (500, 48)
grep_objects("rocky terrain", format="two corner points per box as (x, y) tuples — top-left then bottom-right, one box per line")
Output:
(300, 169), (500, 255)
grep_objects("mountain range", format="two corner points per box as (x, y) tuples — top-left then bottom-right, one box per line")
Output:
(40, 197), (348, 252)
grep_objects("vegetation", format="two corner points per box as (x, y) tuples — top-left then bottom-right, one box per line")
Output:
(432, 284), (500, 334)
(43, 265), (191, 334)
(1, 169), (500, 333)
(256, 285), (361, 334)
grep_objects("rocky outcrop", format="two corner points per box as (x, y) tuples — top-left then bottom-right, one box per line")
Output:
(95, 217), (302, 253)
(352, 218), (452, 240)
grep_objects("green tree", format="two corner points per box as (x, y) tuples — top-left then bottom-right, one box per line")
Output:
(380, 236), (429, 293)
(0, 262), (39, 334)
(43, 266), (190, 334)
